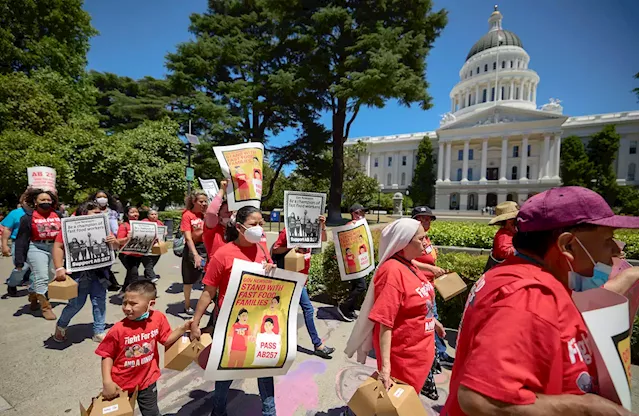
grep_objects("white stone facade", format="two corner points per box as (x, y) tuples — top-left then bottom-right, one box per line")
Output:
(347, 7), (639, 211)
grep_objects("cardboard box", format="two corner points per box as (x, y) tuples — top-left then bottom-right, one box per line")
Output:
(48, 276), (78, 300)
(80, 389), (138, 416)
(284, 250), (305, 272)
(151, 242), (168, 255)
(433, 272), (467, 301)
(348, 372), (427, 416)
(165, 333), (213, 371)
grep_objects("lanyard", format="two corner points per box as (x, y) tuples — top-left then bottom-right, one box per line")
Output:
(391, 254), (421, 280)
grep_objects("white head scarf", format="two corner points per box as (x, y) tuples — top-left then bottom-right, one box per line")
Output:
(344, 218), (421, 363)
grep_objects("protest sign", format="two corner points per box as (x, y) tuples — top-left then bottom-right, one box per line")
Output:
(156, 226), (167, 243)
(572, 288), (632, 410)
(27, 166), (56, 192)
(332, 219), (375, 281)
(199, 178), (219, 202)
(283, 191), (326, 249)
(61, 214), (115, 273)
(213, 143), (264, 210)
(204, 259), (306, 381)
(120, 221), (158, 255)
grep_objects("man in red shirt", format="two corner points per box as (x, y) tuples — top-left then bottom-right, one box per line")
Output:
(442, 186), (638, 416)
(484, 201), (519, 272)
(271, 216), (334, 359)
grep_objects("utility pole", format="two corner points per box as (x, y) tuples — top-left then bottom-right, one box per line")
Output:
(185, 120), (200, 195)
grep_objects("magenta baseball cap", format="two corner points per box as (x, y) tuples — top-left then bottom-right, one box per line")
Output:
(517, 186), (639, 232)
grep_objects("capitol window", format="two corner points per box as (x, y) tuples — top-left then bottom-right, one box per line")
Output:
(388, 157), (392, 167)
(401, 172), (406, 186)
(458, 150), (463, 160)
(513, 146), (519, 157)
(374, 158), (379, 167)
(526, 165), (531, 179)
(501, 61), (505, 69)
(476, 67), (479, 74)
(511, 166), (518, 180)
(510, 60), (513, 68)
(482, 89), (487, 102)
(628, 164), (636, 182)
(484, 64), (488, 72)
(631, 141), (637, 155)
(527, 145), (531, 156)
(469, 149), (474, 160)
(493, 62), (496, 70)
(387, 173), (392, 186)
(402, 156), (407, 166)
(467, 168), (473, 180)
(456, 169), (463, 181)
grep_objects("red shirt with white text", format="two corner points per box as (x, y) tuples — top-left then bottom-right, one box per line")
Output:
(180, 210), (204, 243)
(31, 210), (61, 241)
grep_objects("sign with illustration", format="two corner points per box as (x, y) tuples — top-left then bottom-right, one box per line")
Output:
(120, 221), (158, 255)
(61, 214), (115, 272)
(204, 259), (306, 381)
(572, 288), (632, 410)
(199, 178), (219, 202)
(27, 166), (56, 192)
(332, 219), (375, 281)
(213, 143), (264, 210)
(283, 191), (326, 249)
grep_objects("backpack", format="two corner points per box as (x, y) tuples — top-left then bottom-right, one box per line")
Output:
(173, 231), (185, 257)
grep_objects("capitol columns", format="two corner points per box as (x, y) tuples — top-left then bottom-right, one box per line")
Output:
(499, 136), (508, 183)
(551, 132), (562, 180)
(437, 142), (444, 182)
(519, 135), (528, 182)
(444, 142), (452, 182)
(480, 138), (488, 183)
(461, 140), (470, 182)
(541, 134), (551, 179)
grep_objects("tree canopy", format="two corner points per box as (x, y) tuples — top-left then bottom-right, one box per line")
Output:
(560, 135), (592, 187)
(409, 136), (437, 206)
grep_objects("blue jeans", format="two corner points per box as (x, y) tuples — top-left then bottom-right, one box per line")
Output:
(7, 244), (30, 287)
(57, 273), (107, 335)
(26, 242), (55, 295)
(433, 301), (447, 355)
(212, 378), (276, 416)
(299, 287), (322, 348)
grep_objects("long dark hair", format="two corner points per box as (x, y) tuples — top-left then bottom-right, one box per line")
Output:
(89, 190), (117, 210)
(123, 206), (138, 223)
(235, 308), (248, 323)
(24, 188), (58, 211)
(225, 206), (261, 242)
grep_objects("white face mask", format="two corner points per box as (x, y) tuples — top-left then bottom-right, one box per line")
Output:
(566, 236), (613, 292)
(96, 197), (108, 207)
(221, 217), (230, 226)
(240, 224), (263, 244)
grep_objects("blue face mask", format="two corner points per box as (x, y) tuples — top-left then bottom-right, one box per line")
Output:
(567, 237), (613, 292)
(133, 306), (150, 321)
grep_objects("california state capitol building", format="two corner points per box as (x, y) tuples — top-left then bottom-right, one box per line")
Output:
(346, 6), (639, 212)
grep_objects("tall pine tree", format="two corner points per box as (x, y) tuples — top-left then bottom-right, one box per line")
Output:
(408, 135), (436, 206)
(560, 135), (593, 187)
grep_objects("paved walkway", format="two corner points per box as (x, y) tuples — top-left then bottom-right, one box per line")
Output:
(0, 250), (636, 415)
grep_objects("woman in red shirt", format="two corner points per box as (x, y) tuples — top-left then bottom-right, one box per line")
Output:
(180, 192), (208, 315)
(189, 206), (277, 416)
(13, 188), (62, 320)
(484, 201), (519, 272)
(116, 206), (144, 290)
(203, 179), (231, 259)
(141, 209), (164, 283)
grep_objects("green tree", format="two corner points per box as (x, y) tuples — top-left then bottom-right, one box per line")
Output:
(560, 135), (593, 187)
(271, 0), (447, 222)
(408, 135), (437, 205)
(0, 0), (96, 79)
(341, 142), (378, 210)
(587, 125), (620, 204)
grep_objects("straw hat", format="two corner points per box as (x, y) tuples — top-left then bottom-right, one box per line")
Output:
(488, 201), (519, 225)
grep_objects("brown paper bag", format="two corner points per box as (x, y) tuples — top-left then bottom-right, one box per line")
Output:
(348, 372), (427, 416)
(284, 250), (305, 272)
(433, 272), (467, 301)
(48, 276), (78, 300)
(151, 242), (168, 255)
(80, 388), (138, 416)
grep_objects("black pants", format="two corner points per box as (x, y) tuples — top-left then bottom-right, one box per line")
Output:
(119, 253), (142, 289)
(134, 382), (160, 416)
(141, 256), (160, 280)
(343, 277), (366, 313)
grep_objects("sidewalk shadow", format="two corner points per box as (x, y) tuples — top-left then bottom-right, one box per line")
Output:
(165, 300), (209, 321)
(164, 388), (263, 416)
(1, 288), (28, 299)
(42, 322), (114, 351)
(13, 301), (65, 317)
(109, 293), (124, 306)
(166, 282), (184, 294)
(316, 306), (342, 322)
(297, 345), (315, 356)
(313, 407), (350, 416)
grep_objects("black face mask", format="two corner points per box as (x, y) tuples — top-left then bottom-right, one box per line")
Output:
(38, 203), (52, 211)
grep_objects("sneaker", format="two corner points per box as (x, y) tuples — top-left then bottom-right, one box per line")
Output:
(313, 345), (335, 359)
(438, 352), (455, 368)
(336, 305), (355, 322)
(185, 307), (195, 316)
(107, 284), (121, 292)
(53, 326), (67, 343)
(421, 373), (439, 401)
(155, 274), (161, 280)
(7, 286), (17, 297)
(92, 333), (106, 343)
(433, 357), (442, 375)
(150, 276), (159, 283)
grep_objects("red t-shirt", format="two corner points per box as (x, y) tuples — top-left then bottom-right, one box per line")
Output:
(117, 222), (142, 257)
(95, 310), (172, 391)
(260, 314), (281, 335)
(180, 210), (204, 243)
(441, 256), (599, 416)
(203, 241), (272, 308)
(31, 211), (61, 241)
(369, 257), (435, 393)
(203, 223), (226, 259)
(272, 228), (312, 275)
(231, 322), (250, 351)
(236, 173), (249, 190)
(142, 218), (164, 226)
(492, 227), (515, 260)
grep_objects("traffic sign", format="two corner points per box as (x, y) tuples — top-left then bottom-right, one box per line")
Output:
(185, 167), (195, 182)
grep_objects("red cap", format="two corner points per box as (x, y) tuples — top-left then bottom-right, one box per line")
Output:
(517, 186), (639, 232)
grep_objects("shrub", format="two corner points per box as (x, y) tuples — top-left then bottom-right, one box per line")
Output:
(158, 210), (183, 223)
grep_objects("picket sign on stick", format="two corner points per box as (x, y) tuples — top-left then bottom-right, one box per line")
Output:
(199, 178), (219, 202)
(61, 214), (115, 273)
(283, 191), (326, 249)
(120, 221), (158, 255)
(213, 143), (264, 211)
(27, 166), (56, 192)
(332, 219), (375, 281)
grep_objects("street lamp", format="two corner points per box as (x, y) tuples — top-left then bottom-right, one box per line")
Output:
(377, 184), (384, 223)
(184, 120), (200, 194)
(405, 189), (410, 216)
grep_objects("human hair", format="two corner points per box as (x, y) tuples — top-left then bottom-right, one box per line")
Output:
(125, 280), (157, 300)
(225, 206), (261, 242)
(272, 296), (280, 304)
(19, 188), (30, 206)
(75, 201), (99, 216)
(513, 223), (599, 258)
(185, 192), (208, 211)
(265, 318), (274, 325)
(24, 188), (58, 210)
(235, 308), (248, 323)
(123, 206), (138, 223)
(90, 190), (117, 210)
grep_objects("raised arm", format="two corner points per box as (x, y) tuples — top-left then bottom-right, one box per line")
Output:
(205, 180), (227, 228)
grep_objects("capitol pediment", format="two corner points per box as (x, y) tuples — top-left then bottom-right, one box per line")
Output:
(438, 105), (567, 133)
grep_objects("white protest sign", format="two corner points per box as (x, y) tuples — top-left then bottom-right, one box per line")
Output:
(199, 178), (219, 202)
(27, 166), (56, 192)
(61, 214), (115, 273)
(284, 191), (326, 249)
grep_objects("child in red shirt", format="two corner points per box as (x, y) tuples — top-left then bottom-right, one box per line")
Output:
(96, 281), (191, 415)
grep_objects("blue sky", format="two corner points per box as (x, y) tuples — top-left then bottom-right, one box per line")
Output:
(85, 0), (639, 162)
